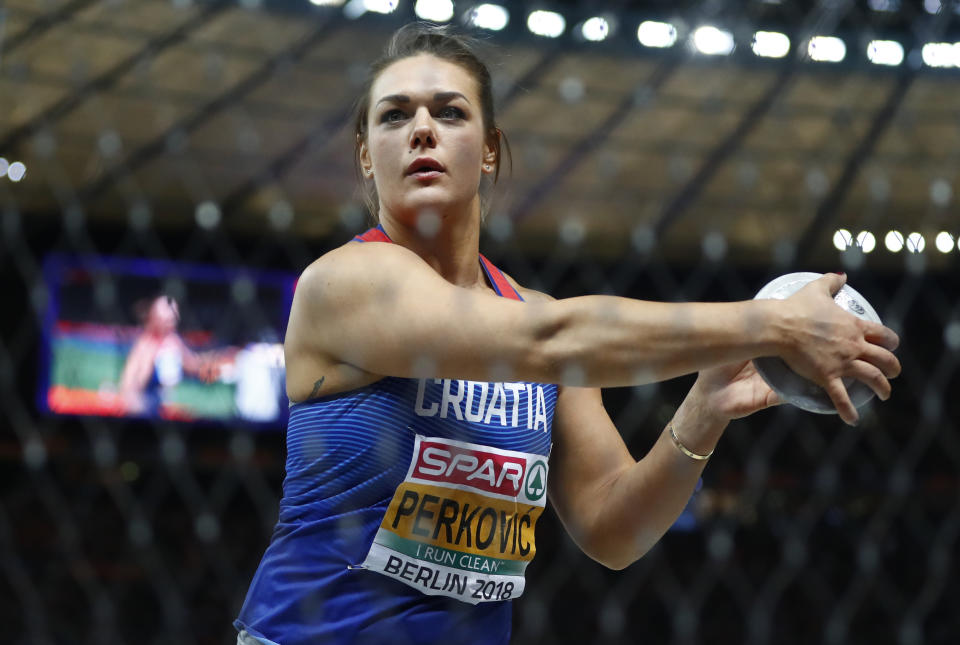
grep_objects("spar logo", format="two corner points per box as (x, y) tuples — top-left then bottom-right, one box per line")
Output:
(413, 438), (528, 497)
(524, 460), (548, 502)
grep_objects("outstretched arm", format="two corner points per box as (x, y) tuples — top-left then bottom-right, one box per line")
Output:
(288, 242), (899, 423)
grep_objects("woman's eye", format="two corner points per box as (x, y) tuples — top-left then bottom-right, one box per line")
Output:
(381, 109), (406, 123)
(437, 106), (465, 120)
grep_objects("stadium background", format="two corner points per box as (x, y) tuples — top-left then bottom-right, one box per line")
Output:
(2, 0), (959, 643)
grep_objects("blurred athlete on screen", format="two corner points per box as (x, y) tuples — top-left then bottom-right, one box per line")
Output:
(235, 23), (900, 645)
(118, 294), (232, 416)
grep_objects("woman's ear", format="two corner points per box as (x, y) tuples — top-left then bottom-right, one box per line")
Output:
(482, 145), (497, 174)
(482, 128), (500, 174)
(359, 139), (374, 177)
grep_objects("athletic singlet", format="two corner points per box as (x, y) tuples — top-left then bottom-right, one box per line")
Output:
(234, 226), (558, 645)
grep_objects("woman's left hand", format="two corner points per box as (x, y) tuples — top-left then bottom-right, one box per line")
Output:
(691, 360), (782, 423)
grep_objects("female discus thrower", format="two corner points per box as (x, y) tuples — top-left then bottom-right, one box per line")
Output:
(234, 24), (900, 645)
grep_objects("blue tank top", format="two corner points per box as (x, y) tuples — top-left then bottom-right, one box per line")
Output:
(235, 228), (558, 645)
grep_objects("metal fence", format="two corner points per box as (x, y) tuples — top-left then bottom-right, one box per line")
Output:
(2, 1), (959, 644)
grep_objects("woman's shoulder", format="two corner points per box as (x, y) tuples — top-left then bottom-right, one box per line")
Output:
(297, 238), (423, 290)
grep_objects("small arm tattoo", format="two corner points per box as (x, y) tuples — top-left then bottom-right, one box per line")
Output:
(307, 376), (326, 399)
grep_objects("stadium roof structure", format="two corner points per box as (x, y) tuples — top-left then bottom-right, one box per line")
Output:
(3, 0), (960, 268)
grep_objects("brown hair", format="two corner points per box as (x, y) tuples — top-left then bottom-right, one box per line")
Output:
(353, 22), (510, 219)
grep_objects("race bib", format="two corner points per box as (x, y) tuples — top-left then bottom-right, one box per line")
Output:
(362, 435), (549, 604)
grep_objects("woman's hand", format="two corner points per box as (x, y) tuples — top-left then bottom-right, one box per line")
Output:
(690, 360), (782, 424)
(669, 360), (781, 458)
(773, 273), (900, 425)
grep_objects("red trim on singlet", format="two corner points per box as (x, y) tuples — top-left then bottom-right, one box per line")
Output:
(353, 226), (392, 243)
(352, 226), (524, 302)
(479, 254), (522, 301)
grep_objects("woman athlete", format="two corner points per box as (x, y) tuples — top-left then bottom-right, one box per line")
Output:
(235, 24), (900, 645)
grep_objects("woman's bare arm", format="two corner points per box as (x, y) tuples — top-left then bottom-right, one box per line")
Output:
(286, 242), (899, 424)
(548, 375), (766, 570)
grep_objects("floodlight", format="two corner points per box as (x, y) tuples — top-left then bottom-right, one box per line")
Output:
(752, 31), (790, 58)
(833, 229), (853, 251)
(7, 161), (25, 182)
(906, 232), (925, 253)
(921, 42), (958, 68)
(867, 40), (904, 66)
(527, 10), (565, 38)
(414, 0), (454, 22)
(935, 232), (955, 253)
(468, 4), (509, 31)
(637, 21), (678, 48)
(808, 36), (846, 63)
(856, 231), (876, 253)
(885, 230), (904, 252)
(693, 25), (735, 56)
(581, 16), (609, 42)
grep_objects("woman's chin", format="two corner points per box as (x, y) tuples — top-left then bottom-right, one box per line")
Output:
(389, 194), (477, 222)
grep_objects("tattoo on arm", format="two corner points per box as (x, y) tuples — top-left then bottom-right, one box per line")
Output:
(307, 376), (326, 399)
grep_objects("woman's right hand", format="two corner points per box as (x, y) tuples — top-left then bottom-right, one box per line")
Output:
(774, 273), (901, 425)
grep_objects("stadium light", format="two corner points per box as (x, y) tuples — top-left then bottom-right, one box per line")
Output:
(309, 0), (345, 6)
(364, 0), (397, 14)
(581, 16), (610, 42)
(885, 230), (904, 252)
(906, 232), (926, 253)
(468, 4), (509, 31)
(752, 31), (790, 58)
(7, 161), (26, 182)
(808, 36), (846, 62)
(935, 232), (955, 253)
(414, 0), (454, 22)
(637, 20), (677, 48)
(833, 229), (853, 251)
(693, 25), (735, 55)
(527, 10), (565, 38)
(921, 42), (958, 68)
(867, 40), (904, 66)
(342, 0), (396, 18)
(921, 0), (960, 12)
(857, 231), (877, 253)
(0, 157), (8, 178)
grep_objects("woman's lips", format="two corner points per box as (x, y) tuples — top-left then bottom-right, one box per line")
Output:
(409, 169), (443, 181)
(406, 157), (445, 178)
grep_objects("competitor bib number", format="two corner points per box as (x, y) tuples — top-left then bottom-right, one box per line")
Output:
(362, 435), (549, 604)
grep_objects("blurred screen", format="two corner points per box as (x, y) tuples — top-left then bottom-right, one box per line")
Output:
(40, 255), (294, 427)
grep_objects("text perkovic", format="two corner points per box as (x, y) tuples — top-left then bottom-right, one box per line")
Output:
(362, 435), (549, 604)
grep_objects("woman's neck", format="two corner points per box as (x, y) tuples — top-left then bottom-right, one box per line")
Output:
(378, 203), (486, 290)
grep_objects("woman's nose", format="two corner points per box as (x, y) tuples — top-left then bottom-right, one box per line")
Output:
(409, 109), (437, 149)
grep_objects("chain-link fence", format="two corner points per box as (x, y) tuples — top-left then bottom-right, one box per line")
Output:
(2, 1), (959, 644)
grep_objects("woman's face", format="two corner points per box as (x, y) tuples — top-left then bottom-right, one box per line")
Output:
(360, 54), (495, 224)
(147, 296), (179, 334)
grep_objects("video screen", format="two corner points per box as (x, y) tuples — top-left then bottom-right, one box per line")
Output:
(40, 255), (295, 427)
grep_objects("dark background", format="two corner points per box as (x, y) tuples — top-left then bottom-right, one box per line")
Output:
(3, 0), (960, 643)
(2, 215), (957, 644)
